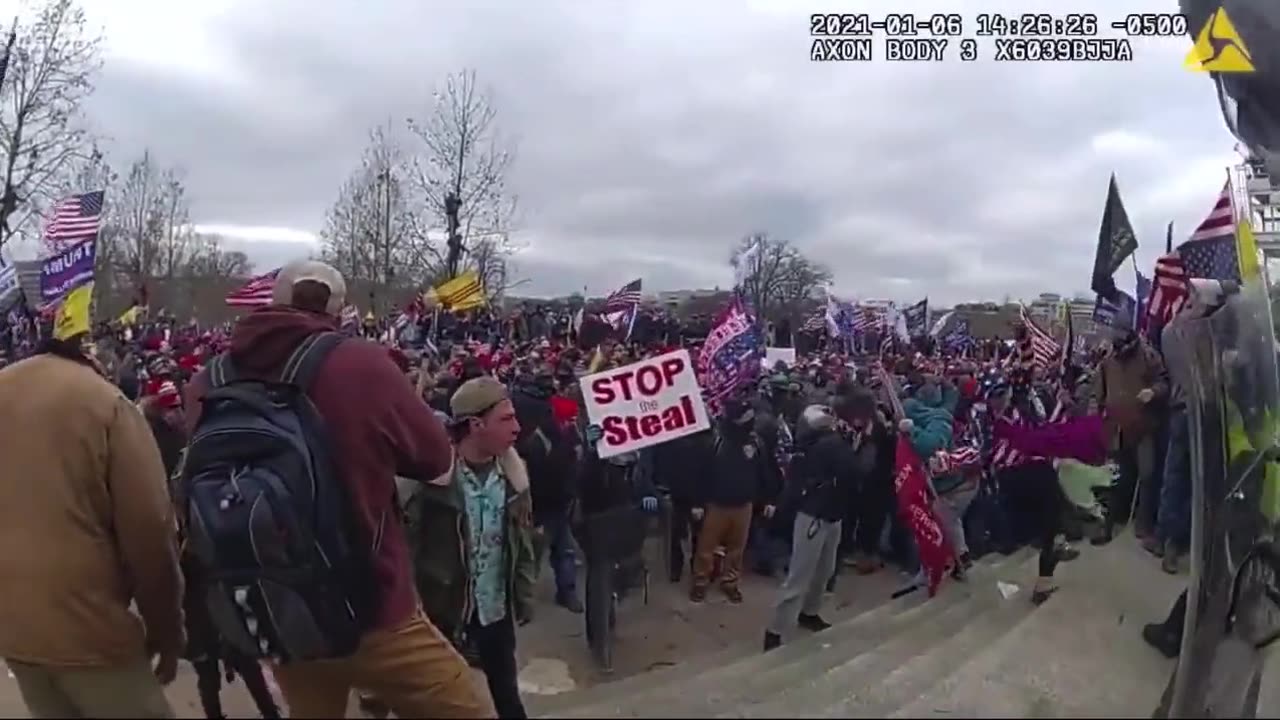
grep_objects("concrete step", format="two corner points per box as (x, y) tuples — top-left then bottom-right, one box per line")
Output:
(533, 567), (914, 718)
(815, 590), (1037, 717)
(726, 563), (1034, 719)
(890, 536), (1182, 718)
(547, 549), (1034, 719)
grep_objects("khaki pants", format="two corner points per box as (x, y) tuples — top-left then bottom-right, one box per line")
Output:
(6, 658), (173, 719)
(692, 503), (753, 590)
(273, 612), (491, 718)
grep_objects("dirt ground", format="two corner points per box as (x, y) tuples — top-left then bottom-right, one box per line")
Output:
(0, 543), (903, 718)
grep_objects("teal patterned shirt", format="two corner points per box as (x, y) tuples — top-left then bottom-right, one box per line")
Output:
(459, 460), (508, 627)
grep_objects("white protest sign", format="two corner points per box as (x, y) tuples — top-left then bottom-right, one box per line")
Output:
(764, 347), (796, 368)
(579, 349), (710, 459)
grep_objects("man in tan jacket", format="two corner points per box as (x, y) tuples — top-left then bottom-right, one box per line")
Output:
(1090, 327), (1168, 546)
(0, 336), (185, 718)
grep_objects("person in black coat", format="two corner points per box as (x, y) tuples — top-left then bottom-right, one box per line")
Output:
(765, 404), (861, 650)
(834, 390), (896, 575)
(511, 370), (582, 612)
(690, 400), (783, 604)
(651, 429), (714, 582)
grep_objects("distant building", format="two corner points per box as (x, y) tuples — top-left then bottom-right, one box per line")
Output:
(656, 288), (723, 305)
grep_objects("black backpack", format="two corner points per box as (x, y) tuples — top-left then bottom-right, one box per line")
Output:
(180, 331), (371, 663)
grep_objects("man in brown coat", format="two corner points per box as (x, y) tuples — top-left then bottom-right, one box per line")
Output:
(1091, 328), (1169, 545)
(0, 333), (185, 718)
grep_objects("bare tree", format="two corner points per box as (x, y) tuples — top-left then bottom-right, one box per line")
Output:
(320, 173), (376, 282)
(186, 233), (251, 277)
(110, 150), (194, 284)
(468, 234), (529, 305)
(405, 69), (519, 292)
(0, 0), (103, 252)
(730, 232), (832, 322)
(320, 124), (418, 308)
(155, 169), (194, 279)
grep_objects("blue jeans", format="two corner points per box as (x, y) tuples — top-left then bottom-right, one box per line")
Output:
(748, 519), (788, 573)
(535, 508), (577, 599)
(1157, 406), (1192, 549)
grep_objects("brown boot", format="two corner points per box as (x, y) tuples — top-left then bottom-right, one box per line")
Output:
(722, 585), (744, 604)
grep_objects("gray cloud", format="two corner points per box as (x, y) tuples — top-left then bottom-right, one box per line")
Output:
(81, 0), (1239, 305)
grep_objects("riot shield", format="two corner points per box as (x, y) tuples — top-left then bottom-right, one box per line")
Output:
(1160, 282), (1280, 718)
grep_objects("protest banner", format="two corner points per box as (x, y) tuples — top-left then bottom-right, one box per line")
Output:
(764, 347), (796, 368)
(579, 348), (710, 459)
(40, 237), (97, 304)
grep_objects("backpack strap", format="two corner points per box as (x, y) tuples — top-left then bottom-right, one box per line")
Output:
(208, 352), (237, 389)
(280, 331), (344, 389)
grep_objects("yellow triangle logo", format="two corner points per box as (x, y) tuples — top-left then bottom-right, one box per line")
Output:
(1185, 8), (1255, 73)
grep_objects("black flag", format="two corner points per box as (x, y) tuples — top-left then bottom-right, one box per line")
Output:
(1091, 174), (1139, 300)
(1166, 220), (1174, 255)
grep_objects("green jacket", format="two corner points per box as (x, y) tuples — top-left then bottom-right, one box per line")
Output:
(403, 447), (539, 637)
(902, 397), (954, 458)
(903, 396), (966, 494)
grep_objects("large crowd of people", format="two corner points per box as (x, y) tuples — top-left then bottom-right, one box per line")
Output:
(0, 259), (1197, 719)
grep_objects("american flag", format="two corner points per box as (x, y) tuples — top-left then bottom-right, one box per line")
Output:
(852, 304), (883, 333)
(43, 191), (104, 249)
(1017, 303), (1061, 370)
(604, 278), (642, 312)
(225, 268), (280, 307)
(1143, 253), (1188, 330)
(1143, 182), (1236, 329)
(1178, 182), (1240, 282)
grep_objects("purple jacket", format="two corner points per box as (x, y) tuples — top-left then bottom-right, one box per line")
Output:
(993, 414), (1107, 467)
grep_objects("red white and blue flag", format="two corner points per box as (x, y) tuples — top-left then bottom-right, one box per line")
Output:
(1143, 182), (1234, 330)
(603, 278), (642, 312)
(696, 297), (764, 416)
(225, 268), (280, 307)
(42, 191), (104, 250)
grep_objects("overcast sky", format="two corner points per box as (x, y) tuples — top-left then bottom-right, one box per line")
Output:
(72, 0), (1238, 304)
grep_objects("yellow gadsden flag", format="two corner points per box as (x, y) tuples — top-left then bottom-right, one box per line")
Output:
(1185, 8), (1255, 73)
(117, 304), (143, 326)
(54, 283), (93, 341)
(431, 271), (486, 311)
(1236, 215), (1263, 283)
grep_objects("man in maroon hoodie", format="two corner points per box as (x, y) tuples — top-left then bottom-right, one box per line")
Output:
(185, 260), (490, 718)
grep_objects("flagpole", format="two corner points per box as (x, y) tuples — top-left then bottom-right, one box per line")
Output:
(1128, 253), (1147, 330)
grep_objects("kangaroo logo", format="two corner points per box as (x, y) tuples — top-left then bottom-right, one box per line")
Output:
(1185, 8), (1255, 73)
